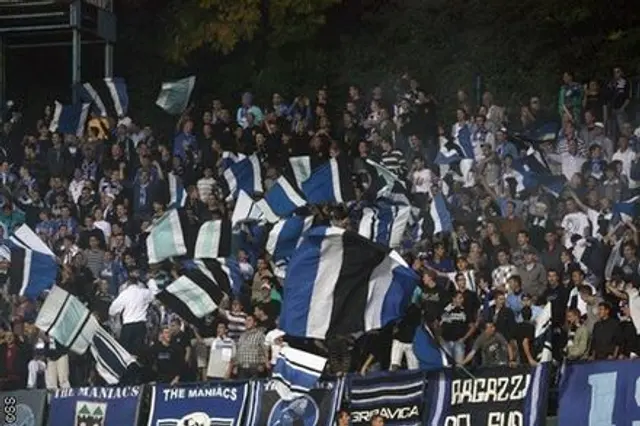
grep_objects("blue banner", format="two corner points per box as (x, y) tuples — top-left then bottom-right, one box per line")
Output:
(48, 386), (142, 426)
(347, 370), (425, 425)
(558, 360), (640, 426)
(147, 381), (251, 426)
(246, 379), (345, 426)
(424, 364), (550, 426)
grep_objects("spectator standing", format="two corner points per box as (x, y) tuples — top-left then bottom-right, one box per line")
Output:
(233, 315), (268, 379)
(206, 322), (235, 380)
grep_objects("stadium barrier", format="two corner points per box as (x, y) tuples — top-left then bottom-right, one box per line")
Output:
(0, 360), (632, 426)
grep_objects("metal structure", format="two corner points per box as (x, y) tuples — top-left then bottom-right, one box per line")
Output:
(0, 0), (117, 104)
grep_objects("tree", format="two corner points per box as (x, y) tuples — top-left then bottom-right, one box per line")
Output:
(166, 0), (340, 62)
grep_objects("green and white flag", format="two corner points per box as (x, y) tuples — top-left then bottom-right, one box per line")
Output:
(146, 209), (187, 264)
(155, 76), (196, 115)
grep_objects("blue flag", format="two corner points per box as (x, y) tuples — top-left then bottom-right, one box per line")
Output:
(147, 381), (251, 426)
(412, 324), (451, 372)
(48, 101), (90, 136)
(47, 386), (143, 426)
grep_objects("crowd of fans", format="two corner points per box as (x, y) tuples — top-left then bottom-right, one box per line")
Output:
(0, 67), (639, 395)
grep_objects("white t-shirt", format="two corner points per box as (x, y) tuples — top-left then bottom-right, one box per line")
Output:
(207, 337), (235, 378)
(561, 212), (590, 247)
(411, 169), (433, 194)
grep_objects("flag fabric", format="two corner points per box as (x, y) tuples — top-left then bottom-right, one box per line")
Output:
(360, 159), (411, 205)
(90, 325), (136, 384)
(221, 151), (247, 170)
(358, 203), (411, 248)
(347, 370), (426, 426)
(534, 303), (553, 363)
(412, 323), (451, 371)
(77, 78), (129, 118)
(605, 239), (624, 280)
(256, 176), (307, 223)
(48, 101), (90, 136)
(35, 286), (99, 354)
(156, 260), (230, 325)
(270, 346), (327, 401)
(613, 195), (640, 223)
(429, 193), (453, 234)
(11, 224), (55, 257)
(167, 172), (187, 209)
(288, 156), (312, 189)
(453, 124), (474, 159)
(194, 219), (233, 259)
(280, 227), (419, 340)
(7, 244), (58, 299)
(434, 145), (462, 165)
(212, 258), (244, 297)
(223, 155), (263, 201)
(265, 216), (315, 276)
(155, 76), (196, 115)
(302, 158), (355, 205)
(146, 209), (188, 264)
(231, 190), (265, 226)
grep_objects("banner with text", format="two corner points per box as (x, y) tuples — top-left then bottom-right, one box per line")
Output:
(347, 370), (426, 425)
(48, 386), (143, 426)
(245, 379), (345, 426)
(558, 360), (640, 426)
(0, 389), (47, 426)
(424, 364), (550, 426)
(147, 381), (251, 426)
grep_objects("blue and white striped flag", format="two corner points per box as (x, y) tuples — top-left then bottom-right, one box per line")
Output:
(454, 124), (474, 159)
(223, 155), (263, 201)
(429, 193), (453, 234)
(256, 176), (307, 223)
(77, 78), (129, 118)
(288, 156), (312, 189)
(221, 151), (247, 170)
(271, 346), (327, 401)
(49, 101), (90, 136)
(35, 286), (99, 354)
(146, 209), (188, 264)
(302, 158), (354, 205)
(358, 203), (411, 249)
(90, 326), (136, 384)
(168, 172), (187, 209)
(155, 76), (196, 115)
(7, 243), (57, 300)
(280, 227), (419, 339)
(231, 190), (265, 226)
(265, 216), (314, 277)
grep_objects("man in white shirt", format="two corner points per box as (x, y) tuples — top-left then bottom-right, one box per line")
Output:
(561, 199), (590, 248)
(207, 323), (235, 379)
(612, 136), (637, 188)
(108, 272), (155, 358)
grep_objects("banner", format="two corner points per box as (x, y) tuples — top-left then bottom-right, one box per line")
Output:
(147, 381), (251, 426)
(48, 386), (143, 426)
(424, 364), (550, 426)
(347, 370), (425, 425)
(245, 379), (345, 426)
(0, 389), (47, 426)
(558, 360), (640, 426)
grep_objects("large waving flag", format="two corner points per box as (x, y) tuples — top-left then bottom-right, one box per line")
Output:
(146, 209), (188, 264)
(167, 172), (187, 209)
(7, 244), (58, 300)
(231, 190), (265, 226)
(534, 302), (553, 363)
(223, 154), (263, 201)
(194, 219), (233, 259)
(413, 323), (451, 371)
(287, 156), (312, 189)
(361, 159), (411, 205)
(155, 76), (196, 115)
(49, 102), (90, 136)
(157, 258), (236, 325)
(454, 124), (474, 159)
(270, 346), (327, 401)
(36, 286), (99, 354)
(265, 216), (315, 277)
(256, 176), (307, 223)
(90, 326), (137, 384)
(302, 158), (355, 205)
(77, 77), (129, 118)
(429, 193), (453, 234)
(358, 203), (411, 249)
(280, 227), (419, 339)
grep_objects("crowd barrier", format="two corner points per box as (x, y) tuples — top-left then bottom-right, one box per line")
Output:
(0, 360), (632, 426)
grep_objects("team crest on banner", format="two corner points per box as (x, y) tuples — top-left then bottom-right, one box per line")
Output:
(48, 386), (143, 426)
(75, 401), (107, 426)
(246, 379), (345, 426)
